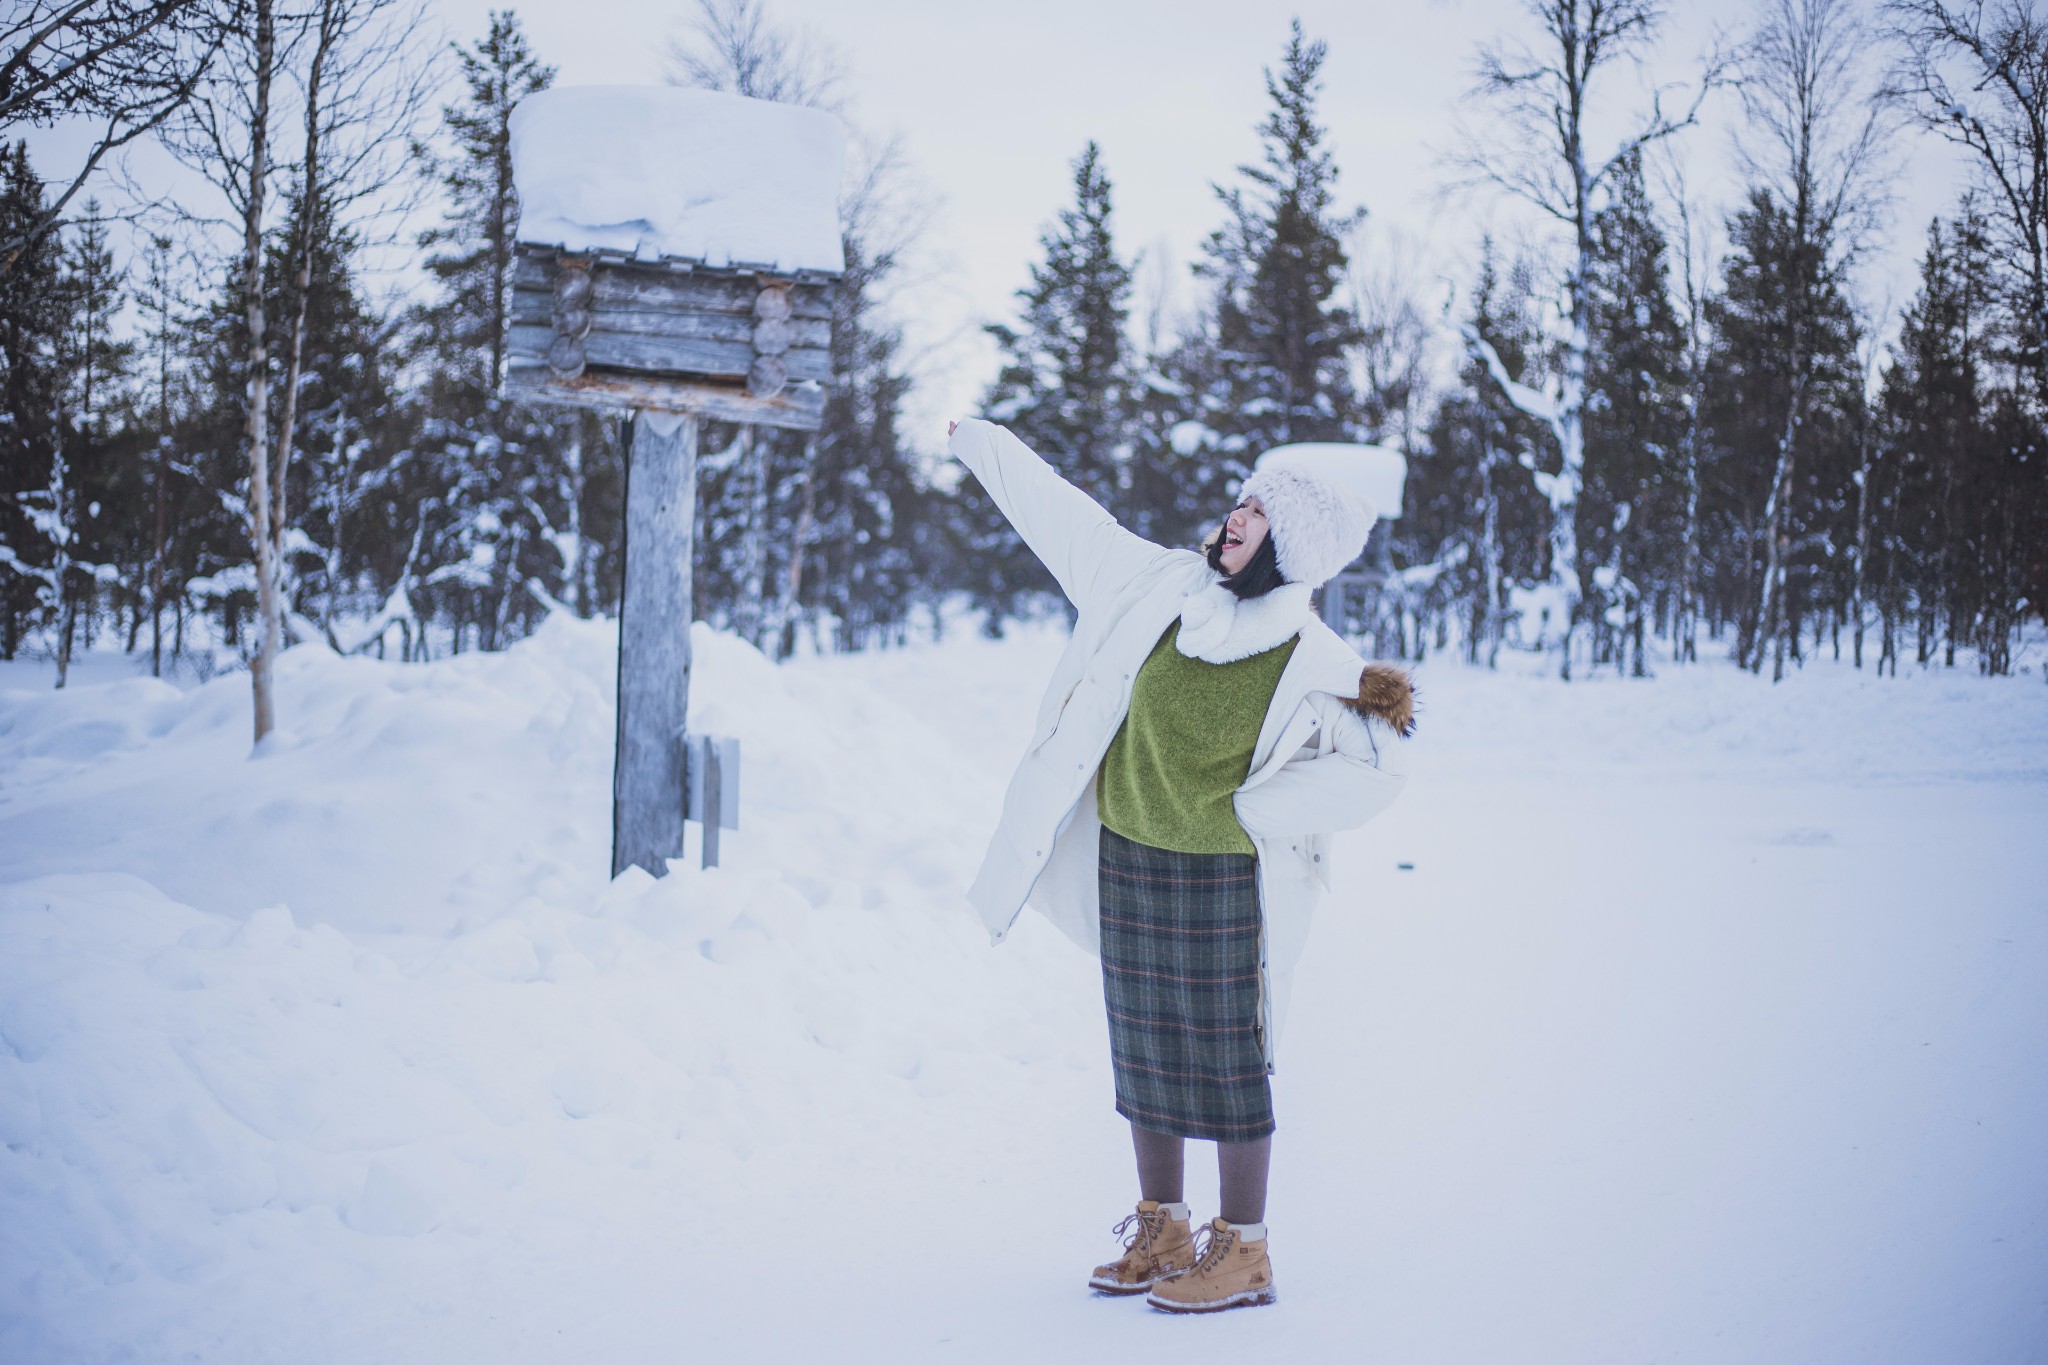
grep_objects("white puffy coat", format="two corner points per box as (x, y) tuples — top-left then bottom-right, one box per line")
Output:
(951, 419), (1411, 1067)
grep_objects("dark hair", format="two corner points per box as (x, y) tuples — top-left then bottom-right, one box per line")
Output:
(1205, 519), (1288, 600)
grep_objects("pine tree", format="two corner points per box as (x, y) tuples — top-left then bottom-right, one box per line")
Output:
(801, 215), (932, 651)
(1703, 189), (1862, 668)
(417, 10), (551, 397)
(49, 201), (136, 678)
(58, 204), (133, 433)
(1582, 152), (1686, 675)
(0, 143), (68, 661)
(264, 185), (409, 640)
(1126, 324), (1225, 555)
(137, 232), (185, 673)
(1408, 244), (1554, 663)
(1196, 20), (1363, 482)
(968, 140), (1135, 632)
(1875, 207), (2041, 676)
(175, 252), (274, 659)
(983, 141), (1134, 507)
(410, 10), (598, 652)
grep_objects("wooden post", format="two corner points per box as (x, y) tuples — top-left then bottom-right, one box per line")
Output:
(611, 409), (698, 877)
(506, 250), (835, 881)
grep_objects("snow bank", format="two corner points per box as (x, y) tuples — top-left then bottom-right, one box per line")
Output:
(0, 615), (1107, 1360)
(1, 618), (2042, 1362)
(509, 85), (847, 273)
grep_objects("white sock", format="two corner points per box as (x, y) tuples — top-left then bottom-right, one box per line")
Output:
(1160, 1201), (1191, 1221)
(1224, 1220), (1266, 1240)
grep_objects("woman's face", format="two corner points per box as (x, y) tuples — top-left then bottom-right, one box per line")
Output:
(1218, 495), (1268, 576)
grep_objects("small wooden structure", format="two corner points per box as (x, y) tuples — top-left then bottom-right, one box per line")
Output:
(508, 248), (836, 428)
(507, 245), (836, 877)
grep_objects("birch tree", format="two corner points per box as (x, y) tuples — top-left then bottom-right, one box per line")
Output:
(663, 0), (842, 108)
(269, 0), (431, 649)
(1735, 0), (1887, 679)
(1455, 0), (1720, 678)
(1847, 298), (1891, 669)
(160, 0), (287, 740)
(1659, 157), (1717, 663)
(667, 0), (936, 654)
(165, 0), (430, 741)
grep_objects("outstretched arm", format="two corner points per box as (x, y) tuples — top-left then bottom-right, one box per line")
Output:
(948, 417), (1174, 612)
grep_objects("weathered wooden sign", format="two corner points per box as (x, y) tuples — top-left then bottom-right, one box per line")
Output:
(507, 245), (835, 431)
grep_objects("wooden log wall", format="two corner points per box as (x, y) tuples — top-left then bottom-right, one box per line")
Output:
(507, 245), (835, 432)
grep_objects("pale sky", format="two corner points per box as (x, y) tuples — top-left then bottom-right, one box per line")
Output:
(32, 0), (1967, 449)
(442, 0), (1967, 443)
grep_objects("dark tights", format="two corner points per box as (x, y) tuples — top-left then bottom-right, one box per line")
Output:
(1130, 1122), (1272, 1225)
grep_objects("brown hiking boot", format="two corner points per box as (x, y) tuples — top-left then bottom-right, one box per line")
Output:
(1146, 1217), (1277, 1313)
(1088, 1200), (1196, 1295)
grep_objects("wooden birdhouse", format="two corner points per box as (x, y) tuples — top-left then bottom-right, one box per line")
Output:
(505, 85), (847, 879)
(507, 248), (836, 431)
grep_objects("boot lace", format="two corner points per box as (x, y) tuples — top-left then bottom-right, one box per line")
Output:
(1111, 1206), (1166, 1257)
(1187, 1222), (1236, 1275)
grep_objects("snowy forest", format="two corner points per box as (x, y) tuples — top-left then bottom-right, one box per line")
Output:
(3, 0), (2045, 691)
(3, 4), (2044, 1360)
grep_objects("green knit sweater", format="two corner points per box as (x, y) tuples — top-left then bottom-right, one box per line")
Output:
(1096, 619), (1301, 856)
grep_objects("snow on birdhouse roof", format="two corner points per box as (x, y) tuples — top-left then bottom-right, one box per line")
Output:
(509, 85), (848, 275)
(1256, 443), (1407, 521)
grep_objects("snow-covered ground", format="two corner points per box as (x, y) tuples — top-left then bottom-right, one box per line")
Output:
(1, 616), (2043, 1364)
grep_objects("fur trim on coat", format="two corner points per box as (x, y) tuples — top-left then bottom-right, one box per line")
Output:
(1174, 580), (1314, 663)
(1342, 662), (1416, 737)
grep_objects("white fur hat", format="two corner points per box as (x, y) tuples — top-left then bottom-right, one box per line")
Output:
(1237, 463), (1378, 588)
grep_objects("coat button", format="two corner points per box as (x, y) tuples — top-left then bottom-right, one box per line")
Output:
(1313, 853), (1322, 862)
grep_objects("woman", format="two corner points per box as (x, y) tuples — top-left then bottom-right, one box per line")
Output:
(947, 417), (1414, 1314)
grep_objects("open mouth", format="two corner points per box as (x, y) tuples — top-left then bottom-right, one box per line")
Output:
(1223, 534), (1243, 547)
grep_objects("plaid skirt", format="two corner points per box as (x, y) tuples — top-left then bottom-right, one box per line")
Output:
(1098, 825), (1275, 1143)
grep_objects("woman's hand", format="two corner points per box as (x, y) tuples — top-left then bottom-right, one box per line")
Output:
(948, 420), (958, 437)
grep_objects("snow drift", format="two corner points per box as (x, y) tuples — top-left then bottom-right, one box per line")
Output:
(1, 614), (2042, 1363)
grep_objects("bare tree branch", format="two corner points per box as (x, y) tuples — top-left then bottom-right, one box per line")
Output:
(1446, 0), (1728, 679)
(0, 0), (222, 269)
(1884, 0), (2048, 408)
(663, 0), (845, 112)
